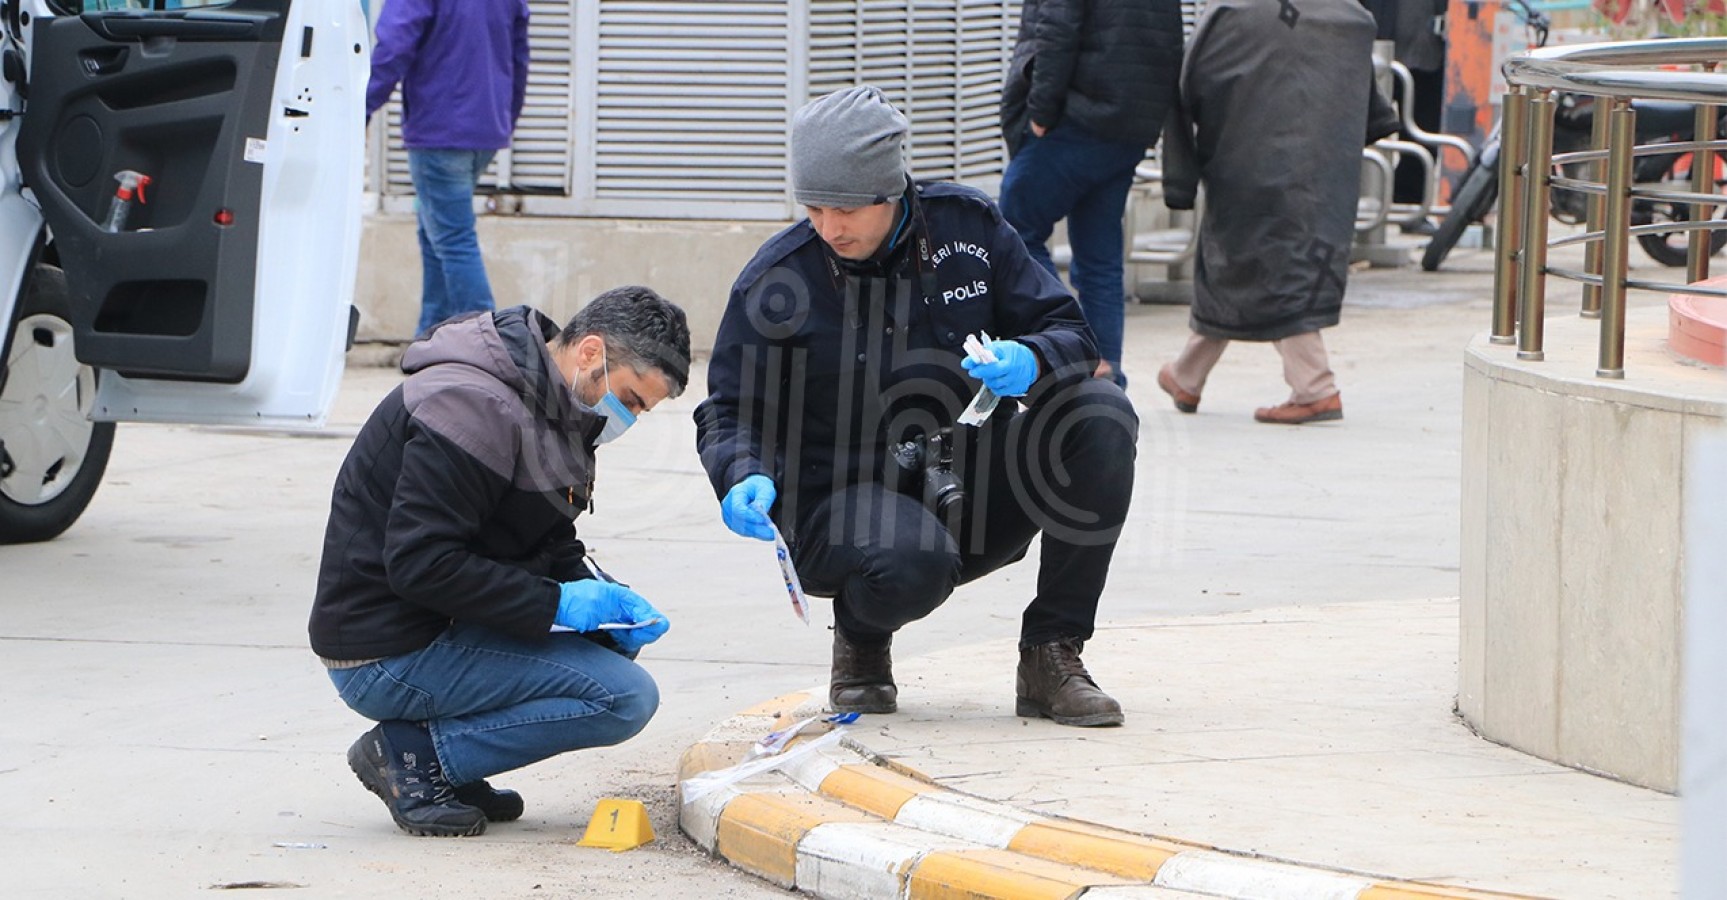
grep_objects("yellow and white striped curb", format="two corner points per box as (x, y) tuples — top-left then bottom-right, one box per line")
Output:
(678, 691), (1552, 900)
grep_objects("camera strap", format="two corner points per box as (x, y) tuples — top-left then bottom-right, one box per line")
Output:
(907, 187), (939, 307)
(818, 243), (865, 330)
(815, 189), (935, 328)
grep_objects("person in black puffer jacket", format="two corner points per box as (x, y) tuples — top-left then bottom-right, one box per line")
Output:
(998, 0), (1184, 388)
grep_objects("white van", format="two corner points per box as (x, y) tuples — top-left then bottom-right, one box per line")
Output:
(0, 0), (366, 542)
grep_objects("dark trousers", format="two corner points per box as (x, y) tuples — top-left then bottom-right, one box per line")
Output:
(791, 379), (1137, 649)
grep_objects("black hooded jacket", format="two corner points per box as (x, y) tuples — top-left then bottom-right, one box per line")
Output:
(1000, 0), (1185, 154)
(310, 307), (601, 661)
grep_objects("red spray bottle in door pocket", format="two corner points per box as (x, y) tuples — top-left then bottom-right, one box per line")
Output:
(101, 170), (151, 233)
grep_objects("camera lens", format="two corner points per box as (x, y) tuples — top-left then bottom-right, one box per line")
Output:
(925, 470), (965, 516)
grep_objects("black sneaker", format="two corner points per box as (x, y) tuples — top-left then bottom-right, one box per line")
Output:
(453, 780), (525, 822)
(347, 723), (487, 837)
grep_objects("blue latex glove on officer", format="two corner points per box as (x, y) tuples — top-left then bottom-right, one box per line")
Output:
(960, 339), (1039, 397)
(555, 579), (671, 654)
(721, 473), (777, 542)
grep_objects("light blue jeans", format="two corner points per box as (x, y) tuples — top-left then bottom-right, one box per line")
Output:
(327, 621), (660, 787)
(409, 148), (498, 337)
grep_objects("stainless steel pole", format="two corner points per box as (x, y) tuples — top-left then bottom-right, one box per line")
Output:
(1583, 97), (1611, 318)
(1599, 98), (1636, 378)
(1517, 92), (1556, 361)
(1493, 88), (1530, 345)
(1689, 84), (1718, 285)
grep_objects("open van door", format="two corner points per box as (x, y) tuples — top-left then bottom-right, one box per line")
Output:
(0, 0), (365, 541)
(15, 0), (367, 426)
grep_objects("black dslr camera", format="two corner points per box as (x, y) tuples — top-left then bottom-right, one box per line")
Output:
(889, 426), (965, 519)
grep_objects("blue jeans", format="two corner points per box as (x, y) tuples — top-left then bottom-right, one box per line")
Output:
(999, 124), (1145, 385)
(327, 622), (660, 787)
(409, 149), (498, 337)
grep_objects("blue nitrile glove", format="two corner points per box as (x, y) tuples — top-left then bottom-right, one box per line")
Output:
(608, 610), (671, 654)
(721, 474), (777, 542)
(555, 579), (669, 648)
(960, 340), (1039, 397)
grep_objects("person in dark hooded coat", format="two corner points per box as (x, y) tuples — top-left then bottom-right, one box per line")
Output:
(1153, 0), (1377, 424)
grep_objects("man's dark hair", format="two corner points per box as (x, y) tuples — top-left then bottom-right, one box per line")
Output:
(559, 286), (692, 397)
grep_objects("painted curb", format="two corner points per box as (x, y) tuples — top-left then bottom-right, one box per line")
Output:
(678, 691), (1553, 900)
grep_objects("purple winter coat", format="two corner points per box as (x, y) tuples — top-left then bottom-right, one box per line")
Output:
(366, 0), (530, 150)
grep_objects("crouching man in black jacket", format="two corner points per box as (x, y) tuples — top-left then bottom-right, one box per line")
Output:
(310, 288), (689, 836)
(695, 86), (1138, 728)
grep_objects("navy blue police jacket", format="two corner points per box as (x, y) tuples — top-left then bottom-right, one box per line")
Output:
(693, 181), (1098, 540)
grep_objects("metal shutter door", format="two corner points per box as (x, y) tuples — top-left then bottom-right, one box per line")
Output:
(585, 1), (792, 219)
(956, 0), (1019, 181)
(1182, 0), (1207, 39)
(510, 0), (577, 194)
(372, 1), (1027, 218)
(808, 0), (1020, 191)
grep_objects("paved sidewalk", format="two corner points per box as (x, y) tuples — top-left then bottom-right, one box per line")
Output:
(679, 598), (1677, 899)
(674, 240), (1685, 900)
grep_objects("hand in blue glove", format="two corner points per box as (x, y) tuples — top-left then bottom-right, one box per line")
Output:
(960, 340), (1039, 398)
(609, 613), (670, 655)
(721, 474), (777, 542)
(555, 579), (671, 652)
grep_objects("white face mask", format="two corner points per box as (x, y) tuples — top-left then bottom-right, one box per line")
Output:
(573, 345), (637, 445)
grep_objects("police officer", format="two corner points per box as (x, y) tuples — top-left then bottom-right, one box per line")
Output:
(695, 86), (1138, 727)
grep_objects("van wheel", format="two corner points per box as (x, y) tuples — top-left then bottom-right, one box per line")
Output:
(0, 264), (114, 543)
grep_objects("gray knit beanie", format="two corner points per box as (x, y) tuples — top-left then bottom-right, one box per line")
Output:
(790, 86), (909, 208)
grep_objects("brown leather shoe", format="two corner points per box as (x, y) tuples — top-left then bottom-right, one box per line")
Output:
(1015, 639), (1123, 727)
(830, 630), (897, 714)
(1253, 392), (1343, 424)
(1156, 365), (1200, 413)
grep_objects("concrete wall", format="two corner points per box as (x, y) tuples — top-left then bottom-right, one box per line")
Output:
(1461, 308), (1727, 792)
(1684, 432), (1727, 893)
(353, 214), (791, 352)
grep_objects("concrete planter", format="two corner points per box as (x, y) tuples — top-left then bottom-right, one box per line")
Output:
(1461, 307), (1727, 792)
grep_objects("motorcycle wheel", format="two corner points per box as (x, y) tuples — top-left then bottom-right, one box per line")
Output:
(1634, 202), (1727, 268)
(1422, 160), (1499, 272)
(0, 264), (115, 544)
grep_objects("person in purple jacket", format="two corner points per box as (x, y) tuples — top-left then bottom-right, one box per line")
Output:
(367, 0), (530, 337)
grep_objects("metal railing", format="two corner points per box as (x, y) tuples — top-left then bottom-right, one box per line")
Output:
(1498, 38), (1727, 377)
(1359, 53), (1473, 246)
(1389, 59), (1475, 230)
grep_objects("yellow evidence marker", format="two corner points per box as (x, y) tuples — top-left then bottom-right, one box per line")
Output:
(576, 798), (655, 851)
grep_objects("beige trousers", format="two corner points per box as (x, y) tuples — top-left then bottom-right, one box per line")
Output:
(1168, 330), (1338, 405)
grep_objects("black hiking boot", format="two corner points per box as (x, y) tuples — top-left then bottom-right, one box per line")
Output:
(347, 722), (487, 837)
(1016, 639), (1124, 728)
(830, 629), (897, 714)
(453, 780), (525, 822)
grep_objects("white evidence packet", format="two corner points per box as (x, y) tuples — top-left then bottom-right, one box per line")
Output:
(958, 331), (1001, 426)
(771, 521), (811, 624)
